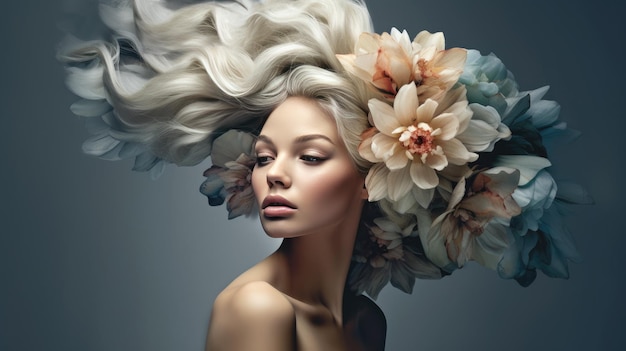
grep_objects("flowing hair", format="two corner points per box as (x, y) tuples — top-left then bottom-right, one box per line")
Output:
(59, 0), (376, 174)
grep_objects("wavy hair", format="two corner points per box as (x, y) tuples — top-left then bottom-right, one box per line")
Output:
(59, 0), (376, 173)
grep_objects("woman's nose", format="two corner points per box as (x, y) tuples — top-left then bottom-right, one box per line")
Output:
(266, 157), (292, 188)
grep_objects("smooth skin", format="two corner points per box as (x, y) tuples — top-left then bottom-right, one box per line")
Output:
(206, 97), (386, 351)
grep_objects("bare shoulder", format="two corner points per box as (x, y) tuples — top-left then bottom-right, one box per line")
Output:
(344, 294), (387, 351)
(206, 281), (295, 351)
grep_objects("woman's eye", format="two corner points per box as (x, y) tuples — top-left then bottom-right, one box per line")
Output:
(301, 155), (325, 163)
(256, 155), (272, 166)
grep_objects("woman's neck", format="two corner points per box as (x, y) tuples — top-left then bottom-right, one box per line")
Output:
(271, 220), (359, 324)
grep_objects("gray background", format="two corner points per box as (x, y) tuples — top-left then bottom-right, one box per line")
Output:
(2, 0), (624, 350)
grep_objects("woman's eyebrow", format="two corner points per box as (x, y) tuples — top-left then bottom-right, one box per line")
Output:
(255, 134), (334, 145)
(294, 134), (334, 145)
(256, 135), (273, 145)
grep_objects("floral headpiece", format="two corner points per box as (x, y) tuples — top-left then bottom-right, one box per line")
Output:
(200, 28), (590, 298)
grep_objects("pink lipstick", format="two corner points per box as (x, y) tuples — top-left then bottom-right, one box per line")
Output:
(261, 195), (297, 218)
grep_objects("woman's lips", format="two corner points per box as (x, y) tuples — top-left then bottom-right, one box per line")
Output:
(262, 206), (297, 218)
(261, 195), (297, 218)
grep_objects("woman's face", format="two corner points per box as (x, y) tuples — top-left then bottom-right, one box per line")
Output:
(251, 96), (367, 238)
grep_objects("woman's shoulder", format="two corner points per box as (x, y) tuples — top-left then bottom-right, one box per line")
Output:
(206, 281), (296, 350)
(215, 281), (293, 317)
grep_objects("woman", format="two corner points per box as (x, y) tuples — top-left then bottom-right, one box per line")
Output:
(59, 0), (586, 350)
(207, 95), (386, 350)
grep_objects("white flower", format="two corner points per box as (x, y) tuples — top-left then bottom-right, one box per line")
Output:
(337, 28), (466, 102)
(411, 30), (467, 102)
(359, 82), (477, 206)
(337, 29), (413, 96)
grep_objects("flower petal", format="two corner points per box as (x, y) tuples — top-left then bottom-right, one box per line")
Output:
(387, 167), (415, 201)
(369, 99), (401, 136)
(494, 155), (552, 186)
(370, 132), (395, 158)
(211, 130), (255, 167)
(414, 99), (438, 124)
(409, 161), (438, 189)
(393, 82), (419, 126)
(358, 131), (379, 163)
(385, 148), (409, 170)
(471, 224), (513, 269)
(429, 113), (459, 141)
(365, 163), (390, 201)
(439, 138), (478, 165)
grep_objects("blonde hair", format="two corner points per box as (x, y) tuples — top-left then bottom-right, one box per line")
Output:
(59, 0), (376, 173)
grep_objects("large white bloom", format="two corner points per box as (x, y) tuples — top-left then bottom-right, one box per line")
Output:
(359, 82), (477, 206)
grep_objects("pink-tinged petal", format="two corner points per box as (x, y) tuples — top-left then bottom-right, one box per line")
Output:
(371, 133), (398, 160)
(393, 82), (419, 126)
(371, 76), (397, 95)
(387, 167), (414, 201)
(429, 112), (459, 141)
(460, 168), (522, 219)
(386, 56), (413, 88)
(365, 163), (390, 201)
(409, 161), (438, 189)
(461, 191), (515, 220)
(373, 33), (414, 92)
(369, 99), (401, 135)
(433, 47), (467, 72)
(414, 98), (438, 124)
(416, 45), (437, 62)
(439, 138), (478, 165)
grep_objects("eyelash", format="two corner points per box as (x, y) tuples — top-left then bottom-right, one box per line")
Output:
(300, 155), (325, 163)
(254, 154), (326, 166)
(255, 155), (272, 166)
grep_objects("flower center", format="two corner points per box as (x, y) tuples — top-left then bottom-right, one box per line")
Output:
(400, 124), (434, 155)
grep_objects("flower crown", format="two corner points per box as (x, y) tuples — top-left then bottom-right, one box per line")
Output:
(200, 28), (590, 298)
